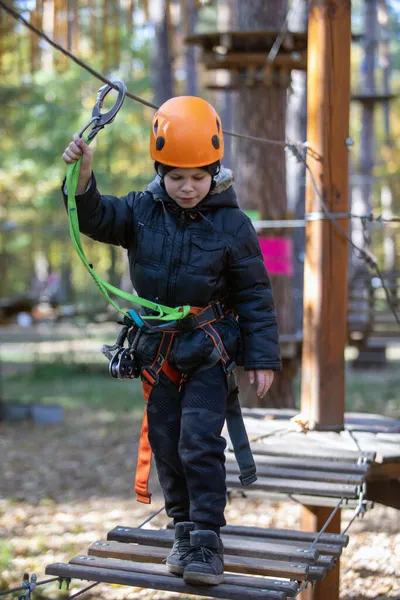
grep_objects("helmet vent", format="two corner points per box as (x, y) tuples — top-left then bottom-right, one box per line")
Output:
(156, 136), (165, 151)
(216, 119), (220, 133)
(211, 135), (220, 150)
(154, 119), (159, 134)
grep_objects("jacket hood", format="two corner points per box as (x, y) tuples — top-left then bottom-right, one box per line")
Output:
(145, 166), (238, 210)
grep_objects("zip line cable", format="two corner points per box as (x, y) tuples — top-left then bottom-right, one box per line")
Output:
(266, 0), (302, 64)
(1, 0), (399, 325)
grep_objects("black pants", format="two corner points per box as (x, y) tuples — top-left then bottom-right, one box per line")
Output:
(147, 362), (228, 529)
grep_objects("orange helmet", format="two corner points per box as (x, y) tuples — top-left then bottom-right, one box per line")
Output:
(150, 96), (224, 168)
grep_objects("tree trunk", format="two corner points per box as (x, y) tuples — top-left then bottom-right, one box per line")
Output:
(377, 0), (396, 272)
(183, 0), (198, 96)
(286, 0), (308, 335)
(352, 0), (378, 261)
(233, 0), (296, 408)
(378, 0), (392, 143)
(216, 0), (234, 170)
(151, 0), (175, 105)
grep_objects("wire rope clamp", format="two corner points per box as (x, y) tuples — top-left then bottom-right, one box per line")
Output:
(19, 573), (37, 600)
(79, 80), (127, 141)
(58, 577), (71, 591)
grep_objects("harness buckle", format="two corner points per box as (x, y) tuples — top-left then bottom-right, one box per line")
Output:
(239, 472), (258, 486)
(224, 360), (236, 375)
(141, 366), (159, 387)
(210, 301), (224, 320)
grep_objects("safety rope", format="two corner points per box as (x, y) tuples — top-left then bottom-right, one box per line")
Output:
(266, 0), (302, 65)
(0, 577), (59, 598)
(252, 213), (400, 229)
(307, 497), (345, 552)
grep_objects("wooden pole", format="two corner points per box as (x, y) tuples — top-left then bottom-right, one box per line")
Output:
(300, 2), (351, 599)
(300, 0), (351, 428)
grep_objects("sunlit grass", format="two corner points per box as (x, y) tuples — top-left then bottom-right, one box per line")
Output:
(3, 361), (144, 413)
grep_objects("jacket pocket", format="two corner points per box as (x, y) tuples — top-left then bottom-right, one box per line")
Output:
(134, 330), (163, 366)
(169, 329), (215, 373)
(213, 313), (244, 366)
(187, 235), (226, 271)
(136, 223), (166, 270)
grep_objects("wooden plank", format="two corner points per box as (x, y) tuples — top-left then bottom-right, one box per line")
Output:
(88, 540), (313, 580)
(220, 525), (348, 548)
(226, 453), (369, 475)
(107, 527), (320, 564)
(225, 464), (365, 485)
(166, 522), (349, 547)
(248, 442), (375, 463)
(376, 433), (400, 443)
(70, 555), (299, 596)
(225, 475), (359, 499)
(185, 30), (308, 52)
(241, 409), (400, 433)
(226, 489), (374, 510)
(203, 51), (307, 71)
(45, 563), (287, 600)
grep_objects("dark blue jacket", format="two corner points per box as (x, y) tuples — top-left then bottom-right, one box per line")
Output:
(63, 168), (281, 372)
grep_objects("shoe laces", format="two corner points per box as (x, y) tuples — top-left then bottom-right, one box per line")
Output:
(176, 537), (191, 556)
(181, 544), (216, 564)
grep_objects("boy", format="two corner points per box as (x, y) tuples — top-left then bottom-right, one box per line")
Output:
(62, 95), (281, 585)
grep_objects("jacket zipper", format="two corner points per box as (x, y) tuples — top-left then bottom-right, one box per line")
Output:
(167, 210), (186, 306)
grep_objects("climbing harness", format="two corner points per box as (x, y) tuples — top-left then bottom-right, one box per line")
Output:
(101, 299), (257, 504)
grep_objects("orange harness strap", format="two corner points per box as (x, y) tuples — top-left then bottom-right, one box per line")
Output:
(134, 333), (181, 503)
(134, 302), (233, 504)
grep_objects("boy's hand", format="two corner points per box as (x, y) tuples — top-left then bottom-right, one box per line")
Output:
(62, 133), (93, 168)
(62, 133), (93, 193)
(247, 369), (274, 398)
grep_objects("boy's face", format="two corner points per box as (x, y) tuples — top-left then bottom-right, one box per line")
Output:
(164, 168), (212, 209)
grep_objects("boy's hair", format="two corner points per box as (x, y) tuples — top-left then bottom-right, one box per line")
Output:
(154, 161), (220, 179)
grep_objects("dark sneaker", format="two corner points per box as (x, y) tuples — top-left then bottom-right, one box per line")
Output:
(166, 522), (195, 576)
(183, 530), (224, 585)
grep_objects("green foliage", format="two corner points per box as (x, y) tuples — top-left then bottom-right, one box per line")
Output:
(0, 15), (155, 301)
(0, 539), (12, 572)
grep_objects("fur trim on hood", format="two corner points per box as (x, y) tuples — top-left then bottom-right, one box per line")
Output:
(211, 166), (234, 195)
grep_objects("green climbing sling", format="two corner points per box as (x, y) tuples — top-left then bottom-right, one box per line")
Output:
(65, 81), (191, 326)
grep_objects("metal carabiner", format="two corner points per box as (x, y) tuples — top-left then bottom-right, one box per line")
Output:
(79, 80), (127, 141)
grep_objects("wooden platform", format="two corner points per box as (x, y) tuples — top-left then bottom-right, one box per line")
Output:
(227, 410), (400, 509)
(45, 409), (399, 598)
(46, 520), (349, 599)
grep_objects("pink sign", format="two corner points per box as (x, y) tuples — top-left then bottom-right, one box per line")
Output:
(258, 237), (294, 276)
